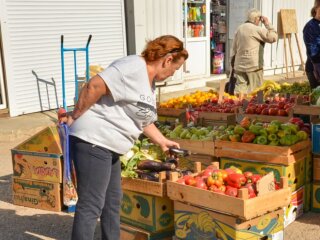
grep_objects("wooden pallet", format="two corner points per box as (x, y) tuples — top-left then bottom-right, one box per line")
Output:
(167, 175), (291, 220)
(171, 138), (215, 156)
(214, 140), (311, 165)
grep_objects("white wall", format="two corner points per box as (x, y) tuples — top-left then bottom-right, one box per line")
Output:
(261, 0), (313, 74)
(1, 0), (127, 116)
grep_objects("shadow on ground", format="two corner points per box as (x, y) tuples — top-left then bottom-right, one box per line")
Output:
(0, 174), (103, 240)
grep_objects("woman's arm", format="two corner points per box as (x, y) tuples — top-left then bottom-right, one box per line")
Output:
(67, 75), (110, 125)
(143, 123), (180, 152)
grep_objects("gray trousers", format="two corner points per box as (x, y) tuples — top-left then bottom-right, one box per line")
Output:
(70, 136), (122, 240)
(234, 69), (263, 94)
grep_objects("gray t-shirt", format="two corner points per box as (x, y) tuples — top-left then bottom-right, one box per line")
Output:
(69, 55), (157, 154)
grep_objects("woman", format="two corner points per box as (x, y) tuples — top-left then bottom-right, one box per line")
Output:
(67, 35), (188, 240)
(303, 3), (320, 89)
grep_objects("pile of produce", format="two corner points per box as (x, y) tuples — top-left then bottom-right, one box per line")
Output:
(194, 97), (241, 113)
(175, 165), (277, 198)
(244, 96), (295, 116)
(120, 139), (192, 181)
(250, 80), (310, 97)
(250, 80), (281, 97)
(213, 117), (310, 146)
(276, 82), (311, 95)
(159, 90), (217, 109)
(158, 123), (215, 141)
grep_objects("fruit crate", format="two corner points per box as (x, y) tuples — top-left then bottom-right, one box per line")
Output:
(171, 138), (215, 156)
(214, 140), (311, 165)
(121, 172), (167, 197)
(121, 162), (202, 197)
(197, 111), (237, 126)
(167, 174), (291, 220)
(157, 107), (185, 118)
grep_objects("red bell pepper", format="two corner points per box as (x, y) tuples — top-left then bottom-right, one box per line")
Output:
(226, 173), (246, 188)
(225, 186), (238, 197)
(246, 174), (262, 184)
(241, 183), (257, 198)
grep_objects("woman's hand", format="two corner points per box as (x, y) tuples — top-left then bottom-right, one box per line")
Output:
(159, 138), (180, 153)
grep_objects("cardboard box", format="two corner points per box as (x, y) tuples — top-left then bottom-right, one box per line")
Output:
(304, 183), (311, 212)
(305, 152), (313, 183)
(311, 181), (320, 212)
(174, 201), (284, 240)
(313, 156), (320, 181)
(12, 177), (62, 212)
(120, 223), (173, 240)
(220, 157), (306, 192)
(120, 190), (174, 233)
(284, 186), (304, 228)
(11, 126), (63, 183)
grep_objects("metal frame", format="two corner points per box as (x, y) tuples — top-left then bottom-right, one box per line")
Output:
(60, 35), (92, 111)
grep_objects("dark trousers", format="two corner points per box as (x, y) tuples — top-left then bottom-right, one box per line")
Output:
(70, 136), (122, 240)
(307, 71), (320, 89)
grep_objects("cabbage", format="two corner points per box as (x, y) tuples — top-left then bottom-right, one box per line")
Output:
(310, 86), (320, 106)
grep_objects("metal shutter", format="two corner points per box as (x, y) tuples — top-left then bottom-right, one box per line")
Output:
(1, 0), (126, 116)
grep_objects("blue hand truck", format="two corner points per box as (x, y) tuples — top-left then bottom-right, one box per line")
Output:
(60, 35), (92, 111)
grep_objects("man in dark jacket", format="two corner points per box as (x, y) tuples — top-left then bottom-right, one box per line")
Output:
(303, 4), (320, 89)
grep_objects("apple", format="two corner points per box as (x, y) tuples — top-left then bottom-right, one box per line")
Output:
(261, 108), (269, 115)
(269, 108), (278, 116)
(277, 109), (287, 116)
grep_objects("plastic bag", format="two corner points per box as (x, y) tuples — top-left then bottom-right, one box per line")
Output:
(58, 124), (78, 206)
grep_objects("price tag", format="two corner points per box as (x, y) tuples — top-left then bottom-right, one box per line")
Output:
(256, 172), (275, 196)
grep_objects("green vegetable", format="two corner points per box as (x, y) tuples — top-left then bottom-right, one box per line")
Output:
(269, 140), (280, 146)
(249, 125), (263, 135)
(268, 134), (278, 142)
(234, 125), (246, 135)
(297, 131), (308, 141)
(266, 124), (279, 134)
(279, 135), (299, 146)
(256, 135), (268, 145)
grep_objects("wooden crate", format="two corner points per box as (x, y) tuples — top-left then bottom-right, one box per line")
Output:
(172, 138), (215, 156)
(121, 172), (167, 197)
(293, 105), (320, 115)
(215, 140), (311, 165)
(121, 163), (202, 197)
(243, 113), (292, 123)
(197, 111), (236, 126)
(179, 154), (217, 170)
(157, 108), (185, 118)
(167, 176), (291, 220)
